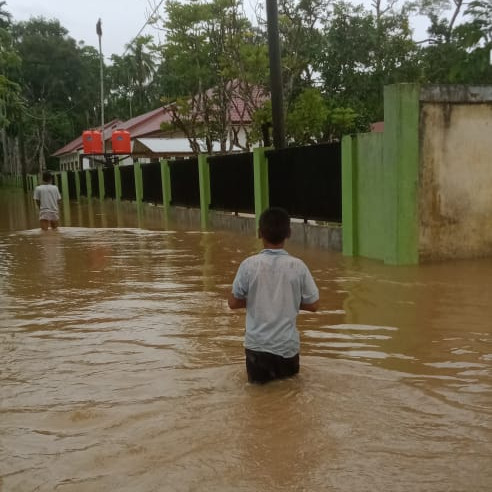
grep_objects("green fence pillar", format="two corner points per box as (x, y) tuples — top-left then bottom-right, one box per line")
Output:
(383, 83), (420, 265)
(98, 167), (105, 200)
(341, 135), (358, 256)
(134, 162), (144, 226)
(160, 159), (172, 210)
(253, 147), (269, 231)
(134, 162), (143, 203)
(198, 154), (211, 229)
(114, 165), (122, 201)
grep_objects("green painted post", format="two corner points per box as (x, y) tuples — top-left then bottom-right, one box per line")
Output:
(61, 171), (69, 203)
(134, 162), (143, 203)
(86, 169), (92, 199)
(253, 147), (270, 231)
(341, 135), (358, 256)
(134, 162), (144, 227)
(114, 165), (122, 201)
(383, 83), (420, 265)
(98, 167), (105, 200)
(198, 154), (211, 229)
(160, 159), (172, 210)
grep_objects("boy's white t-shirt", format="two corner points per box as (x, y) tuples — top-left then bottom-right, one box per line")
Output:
(33, 184), (61, 214)
(231, 248), (319, 358)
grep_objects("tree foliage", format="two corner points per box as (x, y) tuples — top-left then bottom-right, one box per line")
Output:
(1, 0), (491, 174)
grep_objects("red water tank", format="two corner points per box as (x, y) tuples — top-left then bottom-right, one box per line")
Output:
(111, 130), (131, 154)
(82, 130), (103, 154)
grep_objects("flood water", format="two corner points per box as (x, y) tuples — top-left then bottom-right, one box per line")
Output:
(1, 188), (491, 491)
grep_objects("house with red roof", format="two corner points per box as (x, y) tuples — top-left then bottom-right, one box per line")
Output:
(53, 81), (267, 170)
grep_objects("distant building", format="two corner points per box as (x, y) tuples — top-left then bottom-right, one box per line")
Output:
(52, 81), (266, 170)
(370, 121), (384, 133)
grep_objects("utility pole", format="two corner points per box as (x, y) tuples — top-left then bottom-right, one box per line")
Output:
(96, 18), (105, 157)
(266, 0), (286, 149)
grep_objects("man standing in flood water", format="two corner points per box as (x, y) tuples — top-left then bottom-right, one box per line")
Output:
(33, 171), (61, 231)
(228, 207), (319, 384)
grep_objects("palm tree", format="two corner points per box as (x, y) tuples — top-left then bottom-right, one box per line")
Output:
(124, 35), (157, 114)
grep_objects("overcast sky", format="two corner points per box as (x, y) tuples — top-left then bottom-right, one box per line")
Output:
(6, 0), (163, 57)
(7, 0), (432, 59)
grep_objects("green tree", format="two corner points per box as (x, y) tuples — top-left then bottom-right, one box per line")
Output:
(158, 0), (267, 152)
(286, 88), (329, 144)
(276, 0), (327, 103)
(418, 0), (492, 83)
(317, 1), (420, 123)
(0, 2), (23, 175)
(12, 18), (93, 172)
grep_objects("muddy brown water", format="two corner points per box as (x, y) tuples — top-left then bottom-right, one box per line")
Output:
(1, 188), (491, 491)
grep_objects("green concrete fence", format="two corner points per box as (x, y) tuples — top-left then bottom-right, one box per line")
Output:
(342, 83), (420, 265)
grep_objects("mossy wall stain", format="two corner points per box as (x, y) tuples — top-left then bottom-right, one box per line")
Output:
(419, 102), (492, 260)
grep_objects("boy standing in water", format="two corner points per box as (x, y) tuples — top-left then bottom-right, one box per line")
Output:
(33, 171), (61, 230)
(228, 207), (319, 384)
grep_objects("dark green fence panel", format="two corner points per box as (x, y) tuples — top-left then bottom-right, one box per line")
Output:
(79, 171), (87, 197)
(67, 171), (77, 200)
(208, 152), (254, 214)
(103, 167), (115, 199)
(120, 165), (136, 201)
(141, 162), (163, 204)
(266, 143), (341, 222)
(90, 169), (99, 198)
(169, 158), (200, 207)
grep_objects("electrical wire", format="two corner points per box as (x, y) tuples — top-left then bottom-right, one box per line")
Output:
(122, 0), (166, 56)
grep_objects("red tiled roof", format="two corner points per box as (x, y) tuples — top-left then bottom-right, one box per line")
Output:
(53, 82), (268, 157)
(370, 121), (384, 133)
(115, 106), (173, 137)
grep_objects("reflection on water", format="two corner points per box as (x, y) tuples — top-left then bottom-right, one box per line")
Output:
(1, 189), (491, 491)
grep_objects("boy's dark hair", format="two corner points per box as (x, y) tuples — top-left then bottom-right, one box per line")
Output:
(42, 171), (53, 183)
(259, 207), (291, 244)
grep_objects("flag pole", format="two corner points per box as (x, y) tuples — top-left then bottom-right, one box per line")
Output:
(96, 18), (105, 156)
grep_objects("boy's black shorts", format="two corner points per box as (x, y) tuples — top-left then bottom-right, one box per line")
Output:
(245, 348), (299, 384)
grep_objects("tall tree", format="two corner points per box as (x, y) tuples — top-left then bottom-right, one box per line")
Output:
(317, 0), (420, 123)
(158, 0), (268, 152)
(12, 18), (91, 172)
(418, 0), (492, 83)
(0, 2), (23, 175)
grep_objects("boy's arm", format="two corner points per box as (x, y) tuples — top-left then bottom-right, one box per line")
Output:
(300, 299), (319, 312)
(228, 293), (246, 309)
(300, 266), (319, 312)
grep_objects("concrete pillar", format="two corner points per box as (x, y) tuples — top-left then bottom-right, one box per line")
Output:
(383, 83), (420, 265)
(114, 165), (122, 201)
(253, 147), (269, 231)
(134, 162), (143, 204)
(341, 135), (358, 256)
(98, 166), (105, 200)
(198, 154), (211, 229)
(160, 159), (172, 210)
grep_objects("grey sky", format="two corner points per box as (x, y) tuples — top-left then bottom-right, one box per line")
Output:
(7, 0), (432, 59)
(6, 0), (161, 57)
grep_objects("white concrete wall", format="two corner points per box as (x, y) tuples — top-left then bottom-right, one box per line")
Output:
(419, 86), (492, 260)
